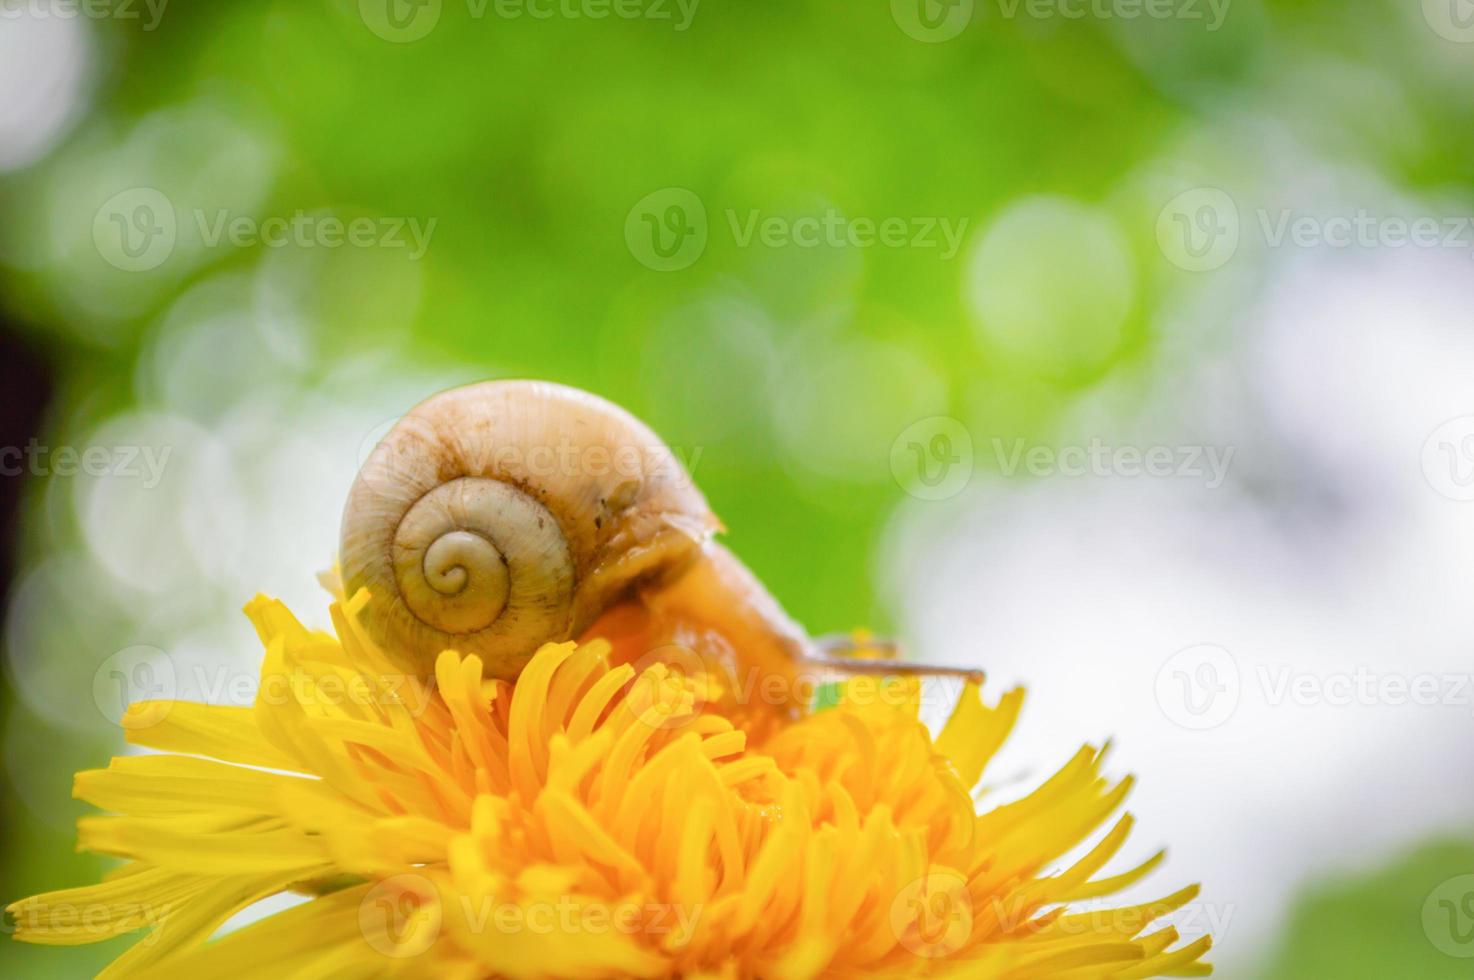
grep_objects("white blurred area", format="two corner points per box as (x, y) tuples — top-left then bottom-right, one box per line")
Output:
(885, 212), (1474, 972)
(0, 8), (92, 172)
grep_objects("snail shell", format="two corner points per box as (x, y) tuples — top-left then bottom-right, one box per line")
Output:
(340, 380), (719, 678)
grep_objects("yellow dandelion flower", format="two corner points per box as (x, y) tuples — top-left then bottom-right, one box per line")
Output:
(6, 589), (1212, 978)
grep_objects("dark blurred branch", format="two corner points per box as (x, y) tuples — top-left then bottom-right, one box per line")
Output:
(0, 320), (53, 853)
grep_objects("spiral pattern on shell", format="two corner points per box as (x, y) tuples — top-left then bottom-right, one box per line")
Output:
(340, 380), (718, 678)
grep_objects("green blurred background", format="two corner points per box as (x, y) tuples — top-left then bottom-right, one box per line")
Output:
(2, 0), (1473, 975)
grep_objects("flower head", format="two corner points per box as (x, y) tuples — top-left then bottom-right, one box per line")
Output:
(7, 590), (1212, 977)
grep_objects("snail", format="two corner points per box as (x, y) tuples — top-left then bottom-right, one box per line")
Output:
(340, 380), (981, 711)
